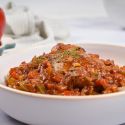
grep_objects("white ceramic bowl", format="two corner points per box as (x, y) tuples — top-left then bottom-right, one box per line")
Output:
(103, 0), (125, 28)
(0, 43), (125, 125)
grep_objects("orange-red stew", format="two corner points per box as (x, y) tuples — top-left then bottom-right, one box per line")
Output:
(6, 43), (125, 95)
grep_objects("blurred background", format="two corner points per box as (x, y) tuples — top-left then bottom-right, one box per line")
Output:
(0, 0), (107, 19)
(0, 0), (125, 52)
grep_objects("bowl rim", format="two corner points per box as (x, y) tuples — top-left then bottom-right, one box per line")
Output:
(1, 83), (125, 100)
(1, 42), (125, 100)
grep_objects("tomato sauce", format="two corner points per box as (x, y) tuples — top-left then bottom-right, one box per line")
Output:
(6, 43), (125, 96)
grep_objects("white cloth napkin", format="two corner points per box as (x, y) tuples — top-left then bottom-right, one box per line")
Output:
(3, 2), (69, 48)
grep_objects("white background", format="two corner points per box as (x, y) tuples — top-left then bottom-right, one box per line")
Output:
(1, 0), (124, 45)
(0, 0), (107, 19)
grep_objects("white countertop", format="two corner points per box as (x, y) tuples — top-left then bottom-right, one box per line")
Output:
(69, 18), (125, 45)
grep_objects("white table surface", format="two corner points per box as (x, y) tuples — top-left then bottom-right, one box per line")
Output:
(68, 18), (125, 45)
(1, 0), (125, 125)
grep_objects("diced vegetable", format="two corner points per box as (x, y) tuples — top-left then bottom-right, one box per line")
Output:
(6, 43), (125, 95)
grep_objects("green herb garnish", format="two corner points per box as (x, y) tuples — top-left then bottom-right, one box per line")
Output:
(61, 47), (80, 59)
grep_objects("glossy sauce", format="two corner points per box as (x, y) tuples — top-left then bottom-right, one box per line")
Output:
(6, 43), (125, 96)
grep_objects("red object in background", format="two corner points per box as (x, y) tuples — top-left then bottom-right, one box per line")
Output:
(0, 8), (6, 46)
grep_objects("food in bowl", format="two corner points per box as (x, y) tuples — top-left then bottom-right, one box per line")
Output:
(6, 43), (125, 95)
